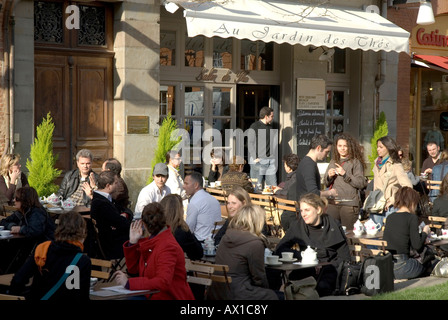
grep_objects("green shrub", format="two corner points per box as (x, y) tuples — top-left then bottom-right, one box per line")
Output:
(26, 112), (62, 197)
(368, 111), (388, 176)
(146, 114), (182, 184)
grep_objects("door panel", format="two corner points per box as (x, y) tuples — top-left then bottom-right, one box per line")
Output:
(35, 54), (113, 176)
(35, 54), (71, 172)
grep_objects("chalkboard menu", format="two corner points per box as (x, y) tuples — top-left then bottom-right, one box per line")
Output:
(296, 78), (326, 159)
(296, 109), (326, 159)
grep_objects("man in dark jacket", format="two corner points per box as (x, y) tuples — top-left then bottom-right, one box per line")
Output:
(57, 149), (98, 206)
(90, 170), (130, 259)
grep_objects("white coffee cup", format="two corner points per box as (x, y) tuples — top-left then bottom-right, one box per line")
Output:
(215, 181), (222, 187)
(0, 230), (11, 237)
(281, 252), (294, 260)
(266, 255), (279, 265)
(210, 182), (216, 187)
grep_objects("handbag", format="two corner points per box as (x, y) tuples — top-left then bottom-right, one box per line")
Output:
(363, 173), (391, 214)
(41, 252), (83, 300)
(333, 261), (362, 296)
(284, 276), (320, 300)
(359, 251), (394, 296)
(431, 257), (448, 277)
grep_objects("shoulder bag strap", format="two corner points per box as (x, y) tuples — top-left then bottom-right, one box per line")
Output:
(41, 252), (83, 300)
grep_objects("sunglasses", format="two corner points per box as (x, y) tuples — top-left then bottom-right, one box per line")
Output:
(15, 197), (21, 202)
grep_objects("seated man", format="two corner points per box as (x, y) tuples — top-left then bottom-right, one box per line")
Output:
(90, 171), (130, 260)
(183, 171), (222, 242)
(273, 153), (299, 198)
(221, 155), (254, 193)
(421, 141), (443, 179)
(57, 149), (98, 206)
(134, 163), (171, 218)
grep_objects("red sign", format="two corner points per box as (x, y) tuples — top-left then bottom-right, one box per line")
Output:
(416, 28), (448, 47)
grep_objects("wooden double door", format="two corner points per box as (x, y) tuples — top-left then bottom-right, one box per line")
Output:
(34, 53), (113, 177)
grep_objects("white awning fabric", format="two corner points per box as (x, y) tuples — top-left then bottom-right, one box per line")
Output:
(178, 0), (410, 53)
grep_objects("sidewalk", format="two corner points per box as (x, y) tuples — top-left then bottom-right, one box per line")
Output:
(320, 275), (448, 300)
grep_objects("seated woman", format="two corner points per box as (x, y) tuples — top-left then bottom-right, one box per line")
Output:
(273, 193), (350, 297)
(160, 194), (203, 260)
(1, 186), (55, 241)
(113, 202), (195, 300)
(214, 186), (252, 246)
(9, 211), (91, 300)
(208, 204), (279, 300)
(208, 148), (228, 183)
(273, 153), (299, 198)
(383, 186), (434, 280)
(0, 154), (29, 206)
(432, 174), (448, 218)
(221, 156), (254, 193)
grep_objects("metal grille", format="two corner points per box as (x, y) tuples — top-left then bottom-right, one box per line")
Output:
(78, 5), (106, 46)
(34, 1), (63, 43)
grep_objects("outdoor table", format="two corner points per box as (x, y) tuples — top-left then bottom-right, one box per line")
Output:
(0, 233), (28, 274)
(90, 282), (159, 300)
(265, 261), (331, 285)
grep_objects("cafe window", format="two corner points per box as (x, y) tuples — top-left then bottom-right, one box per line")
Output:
(213, 37), (232, 69)
(325, 90), (345, 139)
(328, 48), (346, 74)
(160, 30), (176, 66)
(241, 40), (273, 71)
(185, 35), (205, 67)
(159, 85), (176, 123)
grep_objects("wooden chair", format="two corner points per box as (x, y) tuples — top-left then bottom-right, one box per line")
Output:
(249, 193), (280, 237)
(428, 216), (447, 230)
(348, 238), (388, 263)
(426, 180), (442, 191)
(0, 293), (25, 300)
(212, 218), (227, 235)
(189, 260), (232, 287)
(91, 258), (113, 281)
(206, 187), (227, 205)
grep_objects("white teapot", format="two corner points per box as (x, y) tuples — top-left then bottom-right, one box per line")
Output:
(301, 246), (318, 264)
(61, 198), (76, 210)
(46, 193), (62, 204)
(364, 219), (381, 235)
(353, 219), (365, 235)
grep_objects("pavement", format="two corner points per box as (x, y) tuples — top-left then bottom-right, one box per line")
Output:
(320, 275), (448, 300)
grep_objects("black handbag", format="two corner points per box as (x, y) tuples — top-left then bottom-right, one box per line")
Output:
(359, 251), (394, 296)
(333, 261), (362, 296)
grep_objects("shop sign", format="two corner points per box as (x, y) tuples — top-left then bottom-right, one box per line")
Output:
(195, 68), (250, 83)
(416, 28), (448, 47)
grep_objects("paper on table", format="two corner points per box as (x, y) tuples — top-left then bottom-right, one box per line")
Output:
(101, 285), (148, 294)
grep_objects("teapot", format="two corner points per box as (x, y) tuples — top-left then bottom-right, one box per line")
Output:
(203, 237), (216, 256)
(301, 246), (318, 264)
(61, 198), (76, 210)
(364, 219), (381, 235)
(45, 193), (62, 204)
(353, 219), (365, 235)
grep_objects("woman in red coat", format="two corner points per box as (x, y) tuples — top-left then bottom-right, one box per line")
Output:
(113, 202), (195, 300)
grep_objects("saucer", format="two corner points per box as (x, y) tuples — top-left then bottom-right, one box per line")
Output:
(265, 261), (283, 266)
(279, 258), (297, 263)
(296, 261), (318, 266)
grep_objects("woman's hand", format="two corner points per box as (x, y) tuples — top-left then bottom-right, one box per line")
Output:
(11, 226), (20, 234)
(129, 219), (143, 244)
(9, 168), (21, 183)
(112, 271), (128, 287)
(328, 168), (337, 178)
(334, 163), (346, 177)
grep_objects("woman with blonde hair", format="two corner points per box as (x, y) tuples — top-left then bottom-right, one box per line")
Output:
(160, 194), (203, 260)
(0, 153), (29, 206)
(209, 204), (279, 300)
(273, 193), (350, 297)
(213, 186), (251, 246)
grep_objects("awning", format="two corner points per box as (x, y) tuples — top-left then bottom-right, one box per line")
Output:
(414, 54), (448, 70)
(177, 0), (410, 53)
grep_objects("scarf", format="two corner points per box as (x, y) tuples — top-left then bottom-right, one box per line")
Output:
(34, 240), (84, 273)
(376, 156), (389, 170)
